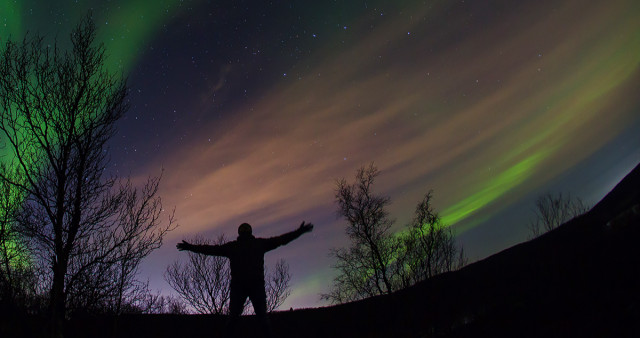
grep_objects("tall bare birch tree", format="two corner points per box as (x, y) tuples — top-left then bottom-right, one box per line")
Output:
(0, 16), (175, 337)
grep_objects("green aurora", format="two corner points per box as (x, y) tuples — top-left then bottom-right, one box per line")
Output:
(1, 0), (639, 309)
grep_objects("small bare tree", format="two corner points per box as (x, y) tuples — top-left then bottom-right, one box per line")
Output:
(395, 191), (466, 289)
(323, 165), (466, 304)
(527, 192), (589, 238)
(98, 282), (188, 315)
(165, 235), (231, 314)
(265, 259), (291, 312)
(322, 163), (398, 303)
(165, 236), (292, 314)
(0, 15), (175, 336)
(143, 294), (187, 314)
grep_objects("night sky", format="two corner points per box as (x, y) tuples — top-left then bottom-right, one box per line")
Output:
(1, 0), (639, 309)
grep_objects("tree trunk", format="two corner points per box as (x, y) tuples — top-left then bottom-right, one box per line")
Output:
(50, 259), (67, 338)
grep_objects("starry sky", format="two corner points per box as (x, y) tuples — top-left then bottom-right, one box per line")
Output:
(1, 0), (639, 309)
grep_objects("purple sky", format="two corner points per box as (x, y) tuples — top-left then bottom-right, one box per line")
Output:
(2, 0), (639, 309)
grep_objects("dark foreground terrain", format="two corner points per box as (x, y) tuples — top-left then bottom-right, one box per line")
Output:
(4, 163), (640, 337)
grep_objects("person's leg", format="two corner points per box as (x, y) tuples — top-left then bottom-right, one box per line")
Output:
(248, 284), (272, 338)
(224, 284), (248, 338)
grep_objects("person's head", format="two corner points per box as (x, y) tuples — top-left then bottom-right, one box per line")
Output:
(238, 223), (252, 236)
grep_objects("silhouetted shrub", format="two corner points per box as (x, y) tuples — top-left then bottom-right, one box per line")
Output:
(323, 163), (465, 304)
(527, 192), (588, 237)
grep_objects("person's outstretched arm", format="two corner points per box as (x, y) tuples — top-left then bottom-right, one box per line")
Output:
(263, 221), (313, 252)
(176, 240), (230, 257)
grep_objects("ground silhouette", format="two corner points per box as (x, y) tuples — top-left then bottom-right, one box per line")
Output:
(3, 162), (639, 337)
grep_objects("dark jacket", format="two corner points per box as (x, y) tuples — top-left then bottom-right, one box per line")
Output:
(187, 228), (305, 284)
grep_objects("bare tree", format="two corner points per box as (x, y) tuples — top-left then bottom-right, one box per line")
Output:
(265, 259), (291, 312)
(165, 235), (231, 314)
(97, 282), (188, 315)
(0, 16), (174, 337)
(165, 236), (292, 314)
(323, 165), (466, 304)
(61, 176), (175, 316)
(143, 294), (187, 314)
(322, 163), (398, 303)
(527, 192), (589, 238)
(395, 191), (466, 289)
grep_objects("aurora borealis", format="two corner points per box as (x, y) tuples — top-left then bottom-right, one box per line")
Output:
(1, 0), (639, 309)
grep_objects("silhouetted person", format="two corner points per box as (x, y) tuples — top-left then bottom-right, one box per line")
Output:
(177, 221), (314, 337)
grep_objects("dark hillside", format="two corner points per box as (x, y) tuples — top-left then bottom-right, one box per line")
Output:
(5, 162), (640, 337)
(277, 163), (640, 338)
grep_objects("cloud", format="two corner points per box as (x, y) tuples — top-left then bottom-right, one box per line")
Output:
(142, 0), (639, 307)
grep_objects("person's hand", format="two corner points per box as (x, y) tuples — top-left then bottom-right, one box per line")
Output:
(176, 240), (191, 251)
(299, 221), (314, 233)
